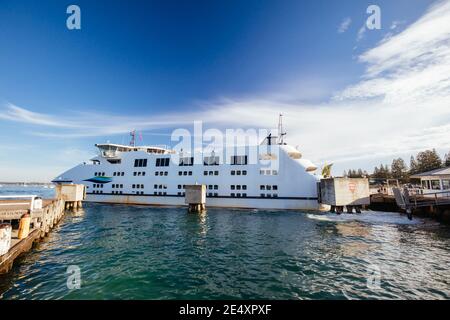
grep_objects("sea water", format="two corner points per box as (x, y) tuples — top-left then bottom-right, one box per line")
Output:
(0, 186), (449, 299)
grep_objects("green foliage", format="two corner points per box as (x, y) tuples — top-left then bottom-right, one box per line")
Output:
(414, 149), (442, 173)
(444, 151), (450, 167)
(391, 158), (409, 181)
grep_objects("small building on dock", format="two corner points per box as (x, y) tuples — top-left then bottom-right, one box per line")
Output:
(411, 167), (450, 196)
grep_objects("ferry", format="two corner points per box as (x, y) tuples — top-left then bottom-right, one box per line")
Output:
(53, 120), (323, 210)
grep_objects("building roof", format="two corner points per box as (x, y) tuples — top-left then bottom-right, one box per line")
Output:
(411, 167), (450, 178)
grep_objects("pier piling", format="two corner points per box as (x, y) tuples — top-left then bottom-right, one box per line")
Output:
(185, 185), (206, 213)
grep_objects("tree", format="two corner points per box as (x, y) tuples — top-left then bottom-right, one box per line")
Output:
(371, 164), (390, 179)
(409, 155), (418, 175)
(415, 149), (442, 173)
(391, 158), (409, 181)
(444, 152), (450, 167)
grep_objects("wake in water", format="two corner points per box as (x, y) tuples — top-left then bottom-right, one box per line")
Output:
(306, 211), (434, 226)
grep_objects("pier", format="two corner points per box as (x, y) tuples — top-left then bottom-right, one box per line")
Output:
(370, 189), (450, 223)
(0, 184), (85, 274)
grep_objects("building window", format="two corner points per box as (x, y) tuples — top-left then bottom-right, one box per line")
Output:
(443, 179), (450, 190)
(431, 180), (441, 190)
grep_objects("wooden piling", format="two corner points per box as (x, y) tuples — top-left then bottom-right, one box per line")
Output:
(0, 224), (12, 255)
(17, 213), (31, 239)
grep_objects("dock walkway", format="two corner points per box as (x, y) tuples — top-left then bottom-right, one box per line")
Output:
(0, 184), (85, 274)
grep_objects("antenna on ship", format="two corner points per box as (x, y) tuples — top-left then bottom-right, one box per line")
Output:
(130, 130), (136, 147)
(277, 113), (286, 145)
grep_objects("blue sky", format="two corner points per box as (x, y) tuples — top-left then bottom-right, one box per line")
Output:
(1, 0), (449, 181)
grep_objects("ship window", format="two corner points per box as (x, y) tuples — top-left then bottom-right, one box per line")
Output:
(133, 172), (137, 176)
(214, 171), (219, 175)
(155, 172), (159, 176)
(266, 194), (271, 198)
(132, 184), (135, 188)
(188, 171), (192, 176)
(231, 155), (248, 165)
(231, 185), (235, 190)
(178, 185), (182, 189)
(260, 185), (265, 190)
(266, 170), (271, 175)
(154, 184), (157, 189)
(259, 170), (264, 175)
(242, 193), (247, 197)
(273, 185), (278, 190)
(237, 170), (241, 175)
(236, 185), (241, 190)
(121, 172), (124, 176)
(141, 184), (144, 189)
(204, 171), (207, 176)
(208, 171), (213, 175)
(242, 185), (247, 190)
(231, 193), (235, 197)
(208, 185), (212, 190)
(156, 158), (161, 167)
(266, 185), (272, 190)
(231, 170), (235, 175)
(179, 171), (182, 176)
(214, 185), (218, 190)
(204, 156), (220, 166)
(273, 194), (278, 198)
(272, 170), (278, 175)
(107, 159), (121, 164)
(179, 157), (194, 166)
(242, 170), (247, 175)
(113, 172), (116, 176)
(142, 172), (146, 176)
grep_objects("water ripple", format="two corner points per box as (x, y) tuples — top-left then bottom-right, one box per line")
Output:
(0, 202), (449, 300)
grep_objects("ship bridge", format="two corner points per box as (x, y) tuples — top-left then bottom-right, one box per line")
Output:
(95, 143), (172, 160)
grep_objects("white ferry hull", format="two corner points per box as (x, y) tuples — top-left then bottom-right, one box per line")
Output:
(54, 143), (322, 211)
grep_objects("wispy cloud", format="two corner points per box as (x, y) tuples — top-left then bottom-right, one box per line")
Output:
(356, 25), (366, 42)
(1, 0), (449, 175)
(338, 17), (352, 33)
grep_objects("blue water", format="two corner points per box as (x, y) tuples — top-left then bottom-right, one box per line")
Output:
(0, 186), (449, 299)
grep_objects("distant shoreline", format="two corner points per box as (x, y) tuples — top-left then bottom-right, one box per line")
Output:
(0, 182), (53, 185)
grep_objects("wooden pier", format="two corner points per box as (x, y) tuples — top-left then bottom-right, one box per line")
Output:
(370, 189), (450, 223)
(0, 184), (85, 274)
